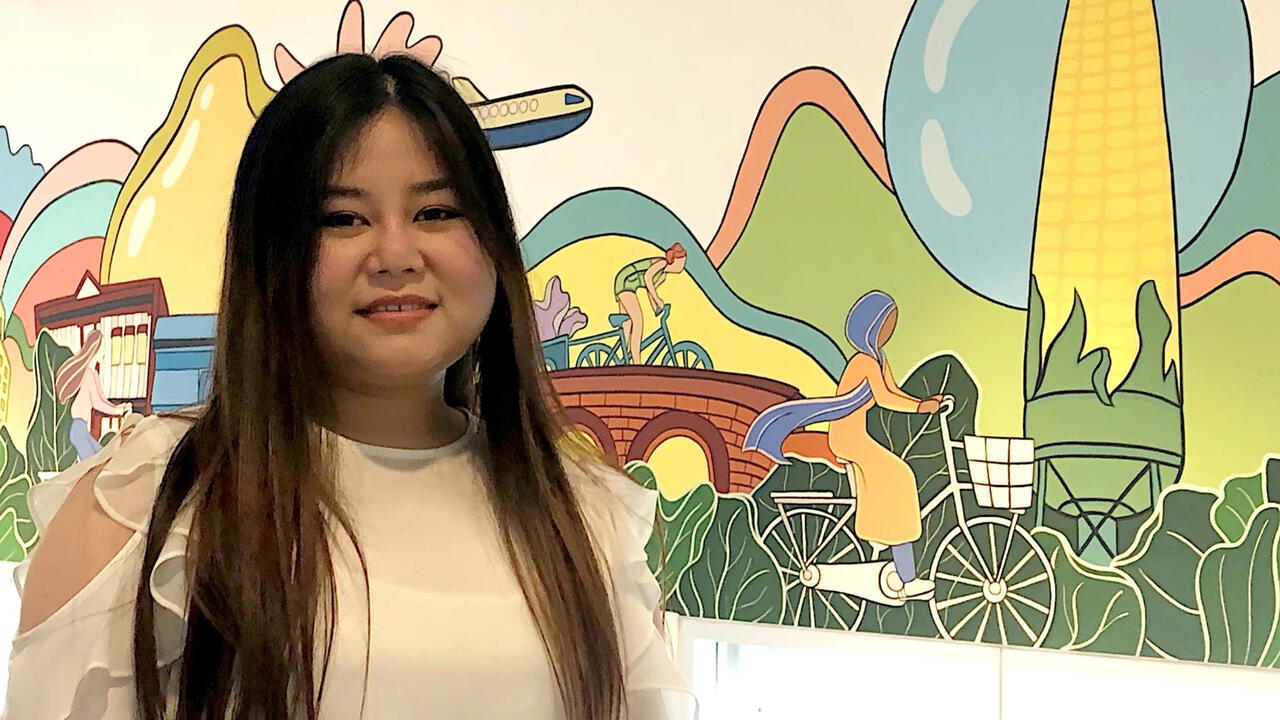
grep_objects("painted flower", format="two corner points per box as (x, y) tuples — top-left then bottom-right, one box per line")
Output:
(274, 0), (444, 85)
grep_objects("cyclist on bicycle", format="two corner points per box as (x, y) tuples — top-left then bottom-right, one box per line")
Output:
(612, 243), (687, 363)
(743, 290), (946, 602)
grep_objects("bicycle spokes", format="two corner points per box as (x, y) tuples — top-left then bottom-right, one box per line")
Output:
(929, 517), (1054, 647)
(760, 504), (866, 631)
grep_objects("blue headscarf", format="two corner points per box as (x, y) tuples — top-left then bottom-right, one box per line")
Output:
(742, 291), (897, 464)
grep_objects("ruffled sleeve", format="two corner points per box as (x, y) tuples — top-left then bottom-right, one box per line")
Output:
(4, 412), (197, 720)
(573, 462), (702, 720)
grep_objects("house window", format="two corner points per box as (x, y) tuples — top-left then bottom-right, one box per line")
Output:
(136, 325), (149, 362)
(123, 327), (135, 366)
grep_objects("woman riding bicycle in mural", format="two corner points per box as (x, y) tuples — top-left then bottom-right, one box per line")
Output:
(52, 328), (133, 461)
(744, 290), (946, 602)
(613, 242), (687, 364)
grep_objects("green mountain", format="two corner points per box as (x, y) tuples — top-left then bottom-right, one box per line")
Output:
(715, 103), (1280, 488)
(717, 105), (1026, 436)
(1182, 273), (1280, 485)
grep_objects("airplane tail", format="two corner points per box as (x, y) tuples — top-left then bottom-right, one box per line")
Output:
(451, 77), (488, 104)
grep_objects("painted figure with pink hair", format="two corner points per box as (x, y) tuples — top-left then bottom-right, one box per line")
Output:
(52, 329), (132, 460)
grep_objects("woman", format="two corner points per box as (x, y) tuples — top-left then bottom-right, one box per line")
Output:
(612, 244), (686, 364)
(743, 290), (945, 602)
(6, 54), (695, 719)
(52, 328), (133, 460)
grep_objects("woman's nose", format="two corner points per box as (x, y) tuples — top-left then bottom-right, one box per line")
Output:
(371, 224), (425, 276)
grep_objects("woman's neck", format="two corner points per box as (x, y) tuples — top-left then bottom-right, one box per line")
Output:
(322, 379), (468, 450)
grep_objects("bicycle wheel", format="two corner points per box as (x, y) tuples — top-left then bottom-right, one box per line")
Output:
(929, 517), (1054, 647)
(575, 342), (624, 367)
(661, 341), (713, 370)
(759, 506), (866, 631)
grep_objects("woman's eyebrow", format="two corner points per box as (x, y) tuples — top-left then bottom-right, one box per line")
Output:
(409, 178), (454, 194)
(324, 178), (453, 199)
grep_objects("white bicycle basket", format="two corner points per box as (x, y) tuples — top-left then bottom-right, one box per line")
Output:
(962, 435), (1036, 510)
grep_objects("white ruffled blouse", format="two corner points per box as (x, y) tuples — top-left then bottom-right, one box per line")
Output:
(3, 412), (698, 719)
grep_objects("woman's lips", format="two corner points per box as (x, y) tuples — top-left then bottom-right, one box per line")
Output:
(355, 305), (436, 330)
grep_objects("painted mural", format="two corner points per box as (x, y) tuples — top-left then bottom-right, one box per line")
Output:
(2, 0), (1279, 670)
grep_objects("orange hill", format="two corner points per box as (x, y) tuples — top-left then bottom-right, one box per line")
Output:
(705, 67), (890, 267)
(704, 67), (1280, 306)
(1181, 230), (1280, 305)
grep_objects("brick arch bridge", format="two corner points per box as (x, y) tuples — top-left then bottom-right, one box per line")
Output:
(550, 366), (802, 494)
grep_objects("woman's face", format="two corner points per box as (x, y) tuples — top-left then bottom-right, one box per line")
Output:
(309, 108), (497, 393)
(877, 307), (898, 347)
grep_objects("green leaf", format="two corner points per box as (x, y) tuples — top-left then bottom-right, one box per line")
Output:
(673, 495), (783, 624)
(0, 427), (35, 561)
(629, 460), (717, 603)
(1267, 457), (1280, 505)
(1113, 486), (1223, 660)
(1033, 527), (1145, 655)
(1034, 288), (1114, 405)
(859, 354), (980, 639)
(4, 313), (35, 372)
(1212, 470), (1268, 544)
(1025, 277), (1045, 400)
(1198, 504), (1280, 667)
(1116, 280), (1180, 404)
(1089, 349), (1113, 408)
(0, 474), (36, 562)
(0, 425), (27, 485)
(25, 332), (76, 479)
(624, 460), (658, 491)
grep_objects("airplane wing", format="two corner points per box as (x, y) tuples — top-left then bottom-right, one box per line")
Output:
(451, 77), (488, 104)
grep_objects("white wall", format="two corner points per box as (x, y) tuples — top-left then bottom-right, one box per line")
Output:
(676, 616), (1280, 719)
(5, 0), (1280, 241)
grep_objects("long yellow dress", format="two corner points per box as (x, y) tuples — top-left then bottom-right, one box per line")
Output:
(827, 353), (923, 546)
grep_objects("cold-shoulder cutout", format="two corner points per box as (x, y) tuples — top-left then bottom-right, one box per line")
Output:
(15, 459), (135, 635)
(2, 418), (698, 719)
(4, 411), (197, 720)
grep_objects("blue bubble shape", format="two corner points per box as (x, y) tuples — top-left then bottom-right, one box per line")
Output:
(884, 0), (1251, 309)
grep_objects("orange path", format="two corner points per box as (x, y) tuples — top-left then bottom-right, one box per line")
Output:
(706, 68), (892, 268)
(1180, 230), (1280, 305)
(699, 67), (1279, 306)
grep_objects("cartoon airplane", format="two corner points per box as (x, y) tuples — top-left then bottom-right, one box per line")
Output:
(452, 77), (593, 150)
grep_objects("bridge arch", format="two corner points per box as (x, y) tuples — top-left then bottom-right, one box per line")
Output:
(565, 407), (618, 460)
(551, 366), (801, 494)
(627, 410), (731, 493)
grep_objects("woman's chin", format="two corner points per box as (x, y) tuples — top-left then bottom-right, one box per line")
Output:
(355, 355), (449, 384)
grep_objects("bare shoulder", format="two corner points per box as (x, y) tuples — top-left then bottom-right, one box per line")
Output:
(16, 412), (197, 636)
(16, 463), (135, 634)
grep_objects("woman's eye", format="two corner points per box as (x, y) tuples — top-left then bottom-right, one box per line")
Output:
(416, 207), (461, 222)
(321, 212), (364, 228)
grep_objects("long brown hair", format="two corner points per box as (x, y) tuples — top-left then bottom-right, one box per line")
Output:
(133, 53), (653, 719)
(53, 328), (104, 404)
